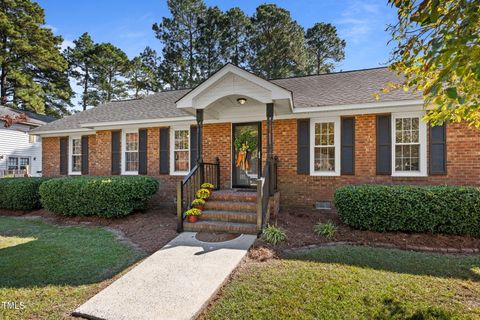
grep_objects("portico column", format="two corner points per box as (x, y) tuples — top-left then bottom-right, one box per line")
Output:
(266, 103), (274, 160)
(196, 109), (204, 164)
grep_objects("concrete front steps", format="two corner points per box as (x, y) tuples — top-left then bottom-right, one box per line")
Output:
(183, 189), (258, 234)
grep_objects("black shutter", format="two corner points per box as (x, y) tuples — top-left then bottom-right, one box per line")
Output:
(190, 125), (198, 170)
(430, 124), (446, 175)
(59, 136), (68, 175)
(111, 131), (121, 175)
(81, 136), (89, 175)
(341, 117), (355, 175)
(159, 127), (169, 174)
(297, 119), (310, 174)
(138, 129), (148, 175)
(376, 114), (391, 175)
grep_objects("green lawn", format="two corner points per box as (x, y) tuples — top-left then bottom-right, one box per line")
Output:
(0, 217), (144, 320)
(205, 245), (480, 320)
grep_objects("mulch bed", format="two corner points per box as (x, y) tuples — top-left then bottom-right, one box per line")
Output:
(0, 208), (178, 254)
(253, 207), (480, 255)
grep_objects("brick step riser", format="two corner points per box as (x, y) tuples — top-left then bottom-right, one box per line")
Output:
(184, 223), (257, 234)
(204, 201), (256, 213)
(200, 213), (257, 223)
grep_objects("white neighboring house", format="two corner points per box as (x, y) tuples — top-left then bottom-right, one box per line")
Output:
(0, 106), (55, 177)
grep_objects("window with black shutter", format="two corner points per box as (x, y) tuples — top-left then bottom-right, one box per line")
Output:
(430, 124), (447, 175)
(297, 119), (310, 174)
(341, 117), (355, 175)
(376, 114), (391, 175)
(159, 127), (169, 174)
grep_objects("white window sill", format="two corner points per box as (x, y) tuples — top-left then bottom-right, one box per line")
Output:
(310, 171), (340, 177)
(69, 172), (81, 176)
(392, 171), (427, 177)
(170, 171), (188, 176)
(122, 171), (139, 176)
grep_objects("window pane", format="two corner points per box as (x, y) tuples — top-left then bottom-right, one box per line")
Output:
(72, 139), (81, 155)
(72, 155), (81, 172)
(175, 130), (189, 150)
(126, 133), (138, 151)
(19, 158), (29, 170)
(314, 146), (335, 172)
(125, 151), (138, 171)
(175, 150), (189, 171)
(7, 157), (18, 170)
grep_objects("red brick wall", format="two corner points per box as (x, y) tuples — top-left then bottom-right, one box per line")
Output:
(42, 137), (60, 176)
(41, 116), (480, 208)
(272, 116), (480, 207)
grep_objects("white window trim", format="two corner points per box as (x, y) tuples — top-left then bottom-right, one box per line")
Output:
(310, 117), (341, 176)
(68, 135), (82, 175)
(121, 128), (139, 175)
(170, 126), (190, 176)
(391, 111), (427, 177)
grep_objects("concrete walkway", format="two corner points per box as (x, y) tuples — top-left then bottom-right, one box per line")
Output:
(73, 232), (256, 320)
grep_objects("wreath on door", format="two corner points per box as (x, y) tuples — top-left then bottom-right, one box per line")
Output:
(234, 130), (258, 171)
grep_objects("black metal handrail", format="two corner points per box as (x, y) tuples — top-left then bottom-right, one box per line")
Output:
(176, 157), (220, 232)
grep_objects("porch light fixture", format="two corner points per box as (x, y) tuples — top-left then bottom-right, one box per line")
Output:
(237, 97), (247, 105)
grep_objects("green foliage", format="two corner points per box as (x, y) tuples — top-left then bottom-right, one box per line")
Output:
(249, 4), (307, 79)
(305, 23), (346, 75)
(196, 188), (211, 200)
(192, 198), (205, 206)
(185, 208), (202, 216)
(0, 0), (72, 116)
(201, 182), (214, 189)
(334, 185), (480, 236)
(233, 130), (258, 152)
(39, 176), (159, 217)
(314, 221), (337, 239)
(388, 0), (480, 127)
(262, 224), (287, 245)
(0, 177), (49, 210)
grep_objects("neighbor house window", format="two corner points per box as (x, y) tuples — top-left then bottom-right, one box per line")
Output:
(125, 131), (139, 172)
(310, 117), (340, 176)
(171, 128), (189, 174)
(7, 157), (29, 172)
(71, 137), (82, 173)
(392, 112), (427, 176)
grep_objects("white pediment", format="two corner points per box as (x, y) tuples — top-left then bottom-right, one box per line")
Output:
(175, 64), (292, 110)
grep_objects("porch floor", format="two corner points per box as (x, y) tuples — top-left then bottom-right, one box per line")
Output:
(73, 232), (256, 320)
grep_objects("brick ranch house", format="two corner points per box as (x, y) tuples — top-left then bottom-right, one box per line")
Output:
(32, 64), (480, 233)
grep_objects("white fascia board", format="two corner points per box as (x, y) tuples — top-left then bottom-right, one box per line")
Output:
(292, 99), (424, 114)
(80, 116), (196, 128)
(33, 128), (95, 137)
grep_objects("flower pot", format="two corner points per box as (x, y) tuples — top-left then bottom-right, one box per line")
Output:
(187, 215), (199, 223)
(193, 205), (204, 211)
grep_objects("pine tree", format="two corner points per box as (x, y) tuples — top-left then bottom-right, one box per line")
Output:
(222, 7), (251, 67)
(153, 0), (206, 88)
(197, 6), (225, 78)
(126, 55), (161, 99)
(249, 4), (308, 79)
(65, 32), (97, 110)
(91, 43), (129, 103)
(305, 23), (346, 75)
(139, 47), (162, 93)
(0, 0), (71, 115)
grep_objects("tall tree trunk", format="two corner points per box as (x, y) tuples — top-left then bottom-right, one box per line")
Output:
(83, 66), (89, 111)
(0, 35), (7, 105)
(189, 29), (194, 86)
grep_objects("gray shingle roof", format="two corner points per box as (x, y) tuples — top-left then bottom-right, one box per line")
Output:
(271, 67), (421, 108)
(32, 67), (421, 134)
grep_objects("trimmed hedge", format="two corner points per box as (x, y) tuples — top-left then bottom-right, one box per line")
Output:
(39, 176), (159, 217)
(334, 185), (480, 236)
(0, 177), (49, 210)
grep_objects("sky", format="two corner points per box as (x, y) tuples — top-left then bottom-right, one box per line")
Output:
(37, 0), (398, 109)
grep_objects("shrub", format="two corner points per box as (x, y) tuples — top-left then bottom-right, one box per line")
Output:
(0, 177), (49, 210)
(201, 182), (214, 189)
(314, 221), (337, 239)
(262, 224), (287, 245)
(185, 208), (202, 216)
(196, 188), (211, 200)
(334, 185), (480, 236)
(39, 176), (159, 217)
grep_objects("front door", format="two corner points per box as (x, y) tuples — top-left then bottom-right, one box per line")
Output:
(232, 122), (262, 188)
